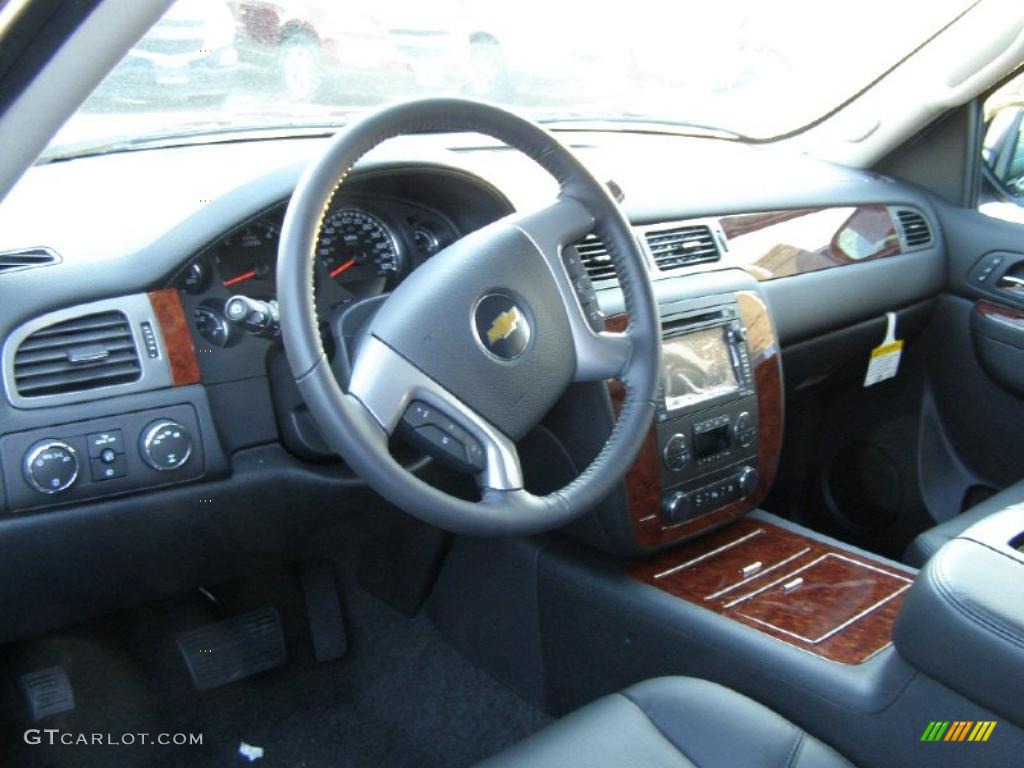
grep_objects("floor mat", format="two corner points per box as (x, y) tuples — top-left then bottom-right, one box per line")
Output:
(0, 567), (551, 768)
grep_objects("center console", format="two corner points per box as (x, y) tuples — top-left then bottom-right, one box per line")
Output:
(654, 297), (759, 526)
(894, 504), (1024, 727)
(605, 288), (783, 551)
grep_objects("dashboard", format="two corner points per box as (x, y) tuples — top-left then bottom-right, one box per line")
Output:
(0, 129), (951, 641)
(0, 136), (946, 495)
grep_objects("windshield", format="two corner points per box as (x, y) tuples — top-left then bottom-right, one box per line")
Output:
(45, 0), (977, 158)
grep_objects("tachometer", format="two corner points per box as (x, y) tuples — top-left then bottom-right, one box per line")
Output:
(217, 219), (280, 295)
(318, 209), (401, 284)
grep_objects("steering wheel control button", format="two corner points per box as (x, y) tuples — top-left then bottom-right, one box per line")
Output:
(140, 419), (193, 471)
(90, 453), (127, 481)
(663, 433), (691, 471)
(86, 430), (124, 458)
(401, 401), (435, 429)
(473, 293), (531, 361)
(400, 401), (486, 473)
(24, 441), (79, 495)
(415, 425), (468, 463)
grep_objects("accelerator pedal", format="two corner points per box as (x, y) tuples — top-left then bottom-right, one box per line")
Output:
(20, 666), (75, 720)
(177, 607), (286, 691)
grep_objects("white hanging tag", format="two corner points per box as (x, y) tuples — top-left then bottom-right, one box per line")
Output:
(864, 312), (903, 387)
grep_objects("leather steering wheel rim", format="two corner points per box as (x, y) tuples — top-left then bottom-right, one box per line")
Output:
(277, 98), (661, 536)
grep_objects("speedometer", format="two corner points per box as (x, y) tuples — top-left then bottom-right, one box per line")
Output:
(318, 209), (402, 284)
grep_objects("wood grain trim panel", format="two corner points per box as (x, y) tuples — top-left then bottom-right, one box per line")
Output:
(975, 299), (1024, 327)
(148, 289), (200, 386)
(607, 291), (783, 547)
(718, 205), (902, 282)
(629, 518), (914, 664)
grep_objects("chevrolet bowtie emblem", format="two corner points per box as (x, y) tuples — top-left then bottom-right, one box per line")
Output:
(474, 293), (531, 361)
(486, 308), (521, 346)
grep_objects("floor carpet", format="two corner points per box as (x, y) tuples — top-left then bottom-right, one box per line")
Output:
(0, 565), (550, 767)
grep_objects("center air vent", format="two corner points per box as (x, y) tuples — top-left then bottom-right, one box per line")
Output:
(574, 235), (616, 281)
(645, 224), (721, 270)
(894, 209), (933, 249)
(13, 311), (141, 398)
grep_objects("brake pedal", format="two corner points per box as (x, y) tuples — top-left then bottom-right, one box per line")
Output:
(20, 666), (75, 721)
(177, 607), (286, 691)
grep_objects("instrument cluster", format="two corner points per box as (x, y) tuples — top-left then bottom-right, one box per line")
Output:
(176, 196), (458, 348)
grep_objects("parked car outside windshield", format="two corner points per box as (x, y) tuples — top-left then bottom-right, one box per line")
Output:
(47, 0), (976, 159)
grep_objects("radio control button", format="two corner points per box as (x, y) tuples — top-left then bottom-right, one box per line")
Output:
(734, 412), (756, 448)
(662, 433), (690, 471)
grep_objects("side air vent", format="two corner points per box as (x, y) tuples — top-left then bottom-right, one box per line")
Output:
(13, 311), (142, 398)
(0, 247), (60, 275)
(894, 209), (933, 249)
(574, 234), (617, 281)
(645, 224), (721, 270)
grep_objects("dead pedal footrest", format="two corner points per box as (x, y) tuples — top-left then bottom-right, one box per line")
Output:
(20, 666), (75, 720)
(177, 607), (286, 691)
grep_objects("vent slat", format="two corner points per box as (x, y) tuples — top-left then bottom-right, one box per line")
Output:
(14, 340), (136, 366)
(645, 224), (721, 270)
(26, 313), (126, 336)
(573, 235), (617, 281)
(16, 366), (142, 397)
(0, 248), (59, 275)
(895, 209), (933, 249)
(17, 328), (133, 353)
(14, 349), (141, 379)
(13, 310), (141, 398)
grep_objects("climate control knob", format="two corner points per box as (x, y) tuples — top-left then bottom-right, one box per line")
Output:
(140, 420), (192, 471)
(662, 491), (693, 525)
(24, 440), (79, 494)
(738, 466), (759, 497)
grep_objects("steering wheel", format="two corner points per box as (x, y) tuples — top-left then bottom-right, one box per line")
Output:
(277, 98), (660, 536)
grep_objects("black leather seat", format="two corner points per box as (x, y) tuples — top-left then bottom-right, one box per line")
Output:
(903, 482), (1024, 566)
(477, 677), (852, 768)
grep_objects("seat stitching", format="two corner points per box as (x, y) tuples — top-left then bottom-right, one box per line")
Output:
(931, 558), (1024, 649)
(783, 731), (806, 768)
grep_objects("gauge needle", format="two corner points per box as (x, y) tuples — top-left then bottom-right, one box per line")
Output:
(330, 258), (358, 278)
(223, 269), (258, 287)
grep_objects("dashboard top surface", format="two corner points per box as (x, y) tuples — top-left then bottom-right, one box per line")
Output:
(0, 130), (940, 338)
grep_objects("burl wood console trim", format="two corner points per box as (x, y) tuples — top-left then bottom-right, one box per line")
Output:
(148, 289), (201, 386)
(607, 291), (783, 546)
(630, 518), (914, 664)
(975, 299), (1024, 326)
(718, 205), (902, 282)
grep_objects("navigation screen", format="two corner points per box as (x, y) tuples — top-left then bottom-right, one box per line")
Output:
(662, 327), (739, 411)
